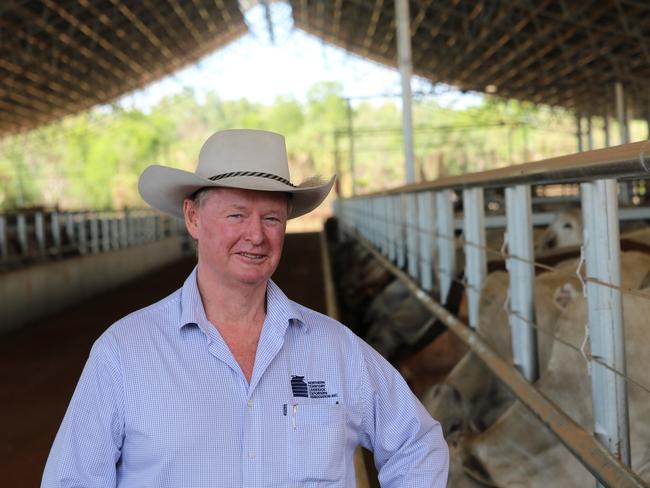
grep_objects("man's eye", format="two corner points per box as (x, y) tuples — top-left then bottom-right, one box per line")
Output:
(227, 214), (243, 219)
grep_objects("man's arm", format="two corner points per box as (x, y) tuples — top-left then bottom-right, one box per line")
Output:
(42, 335), (124, 488)
(360, 343), (449, 487)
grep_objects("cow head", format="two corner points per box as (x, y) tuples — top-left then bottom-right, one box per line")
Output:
(536, 210), (583, 254)
(422, 383), (476, 443)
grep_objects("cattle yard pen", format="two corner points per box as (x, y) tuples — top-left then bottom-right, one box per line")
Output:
(0, 208), (186, 270)
(335, 140), (650, 488)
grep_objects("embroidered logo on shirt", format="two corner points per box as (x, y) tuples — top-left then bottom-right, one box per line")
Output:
(291, 375), (337, 398)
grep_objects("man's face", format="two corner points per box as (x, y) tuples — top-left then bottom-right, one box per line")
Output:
(184, 187), (288, 288)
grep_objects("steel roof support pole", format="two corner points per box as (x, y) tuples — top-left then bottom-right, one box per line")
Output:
(616, 82), (628, 144)
(587, 114), (594, 150)
(417, 191), (434, 291)
(616, 82), (633, 205)
(435, 190), (455, 303)
(462, 188), (487, 329)
(505, 185), (538, 382)
(395, 0), (415, 184)
(406, 193), (419, 279)
(580, 179), (631, 483)
(576, 113), (583, 152)
(603, 108), (610, 147)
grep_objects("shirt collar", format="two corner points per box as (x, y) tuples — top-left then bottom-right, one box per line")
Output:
(179, 267), (307, 333)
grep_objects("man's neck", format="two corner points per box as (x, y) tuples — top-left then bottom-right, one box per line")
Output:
(195, 266), (267, 330)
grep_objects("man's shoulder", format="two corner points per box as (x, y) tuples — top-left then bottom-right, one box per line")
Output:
(101, 287), (182, 343)
(291, 301), (343, 330)
(290, 301), (366, 347)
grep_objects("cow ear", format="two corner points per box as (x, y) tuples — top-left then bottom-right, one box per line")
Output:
(553, 282), (578, 310)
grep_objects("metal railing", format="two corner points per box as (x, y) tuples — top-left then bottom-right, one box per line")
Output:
(334, 140), (650, 488)
(0, 208), (186, 270)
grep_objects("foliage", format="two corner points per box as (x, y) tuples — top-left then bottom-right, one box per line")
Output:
(0, 81), (601, 210)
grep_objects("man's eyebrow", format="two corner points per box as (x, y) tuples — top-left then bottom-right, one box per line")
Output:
(226, 204), (284, 214)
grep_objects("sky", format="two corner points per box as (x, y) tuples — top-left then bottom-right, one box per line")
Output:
(118, 2), (482, 111)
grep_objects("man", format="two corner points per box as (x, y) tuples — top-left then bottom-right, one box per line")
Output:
(42, 129), (448, 487)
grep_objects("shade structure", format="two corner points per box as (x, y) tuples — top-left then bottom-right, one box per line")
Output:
(291, 0), (650, 119)
(1, 0), (247, 136)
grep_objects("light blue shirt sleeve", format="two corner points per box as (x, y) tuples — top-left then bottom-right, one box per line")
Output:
(42, 335), (124, 488)
(359, 341), (449, 487)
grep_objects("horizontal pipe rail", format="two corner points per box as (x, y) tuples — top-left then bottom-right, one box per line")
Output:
(353, 141), (650, 196)
(347, 226), (647, 488)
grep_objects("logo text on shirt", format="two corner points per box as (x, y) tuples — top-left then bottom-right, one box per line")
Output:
(291, 375), (338, 399)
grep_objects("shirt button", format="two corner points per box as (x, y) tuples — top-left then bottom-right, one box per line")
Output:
(248, 450), (256, 460)
(247, 400), (254, 408)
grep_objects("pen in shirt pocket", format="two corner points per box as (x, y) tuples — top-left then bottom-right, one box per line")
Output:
(282, 403), (298, 429)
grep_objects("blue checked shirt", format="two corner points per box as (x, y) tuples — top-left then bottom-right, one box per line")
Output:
(42, 268), (449, 487)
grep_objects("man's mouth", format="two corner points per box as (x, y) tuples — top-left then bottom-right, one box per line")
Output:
(237, 252), (265, 261)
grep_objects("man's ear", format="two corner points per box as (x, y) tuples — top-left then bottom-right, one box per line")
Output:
(183, 199), (199, 240)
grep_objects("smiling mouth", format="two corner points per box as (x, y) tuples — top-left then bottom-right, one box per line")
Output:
(237, 252), (265, 261)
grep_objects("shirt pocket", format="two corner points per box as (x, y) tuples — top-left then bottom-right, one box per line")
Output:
(287, 401), (346, 484)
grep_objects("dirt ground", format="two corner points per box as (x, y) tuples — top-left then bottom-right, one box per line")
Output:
(0, 232), (325, 487)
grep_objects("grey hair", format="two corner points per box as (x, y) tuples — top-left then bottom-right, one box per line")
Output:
(189, 187), (213, 208)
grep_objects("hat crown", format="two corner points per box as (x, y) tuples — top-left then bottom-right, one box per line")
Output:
(196, 129), (290, 180)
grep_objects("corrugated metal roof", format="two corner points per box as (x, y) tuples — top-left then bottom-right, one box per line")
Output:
(1, 0), (247, 135)
(291, 0), (650, 119)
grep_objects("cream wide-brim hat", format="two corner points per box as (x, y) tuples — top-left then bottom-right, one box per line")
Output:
(138, 129), (336, 220)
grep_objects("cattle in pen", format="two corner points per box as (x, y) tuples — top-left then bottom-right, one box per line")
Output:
(423, 251), (650, 443)
(455, 285), (650, 487)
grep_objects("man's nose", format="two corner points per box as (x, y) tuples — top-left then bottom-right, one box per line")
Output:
(244, 216), (264, 244)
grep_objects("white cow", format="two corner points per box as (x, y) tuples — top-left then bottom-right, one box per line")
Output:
(535, 210), (583, 253)
(422, 258), (583, 439)
(535, 209), (650, 255)
(459, 284), (650, 487)
(424, 251), (650, 444)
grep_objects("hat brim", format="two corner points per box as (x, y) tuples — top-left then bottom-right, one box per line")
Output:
(138, 165), (336, 220)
